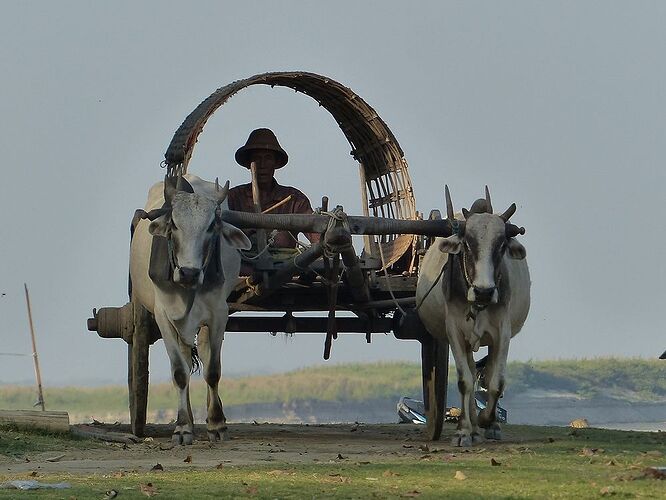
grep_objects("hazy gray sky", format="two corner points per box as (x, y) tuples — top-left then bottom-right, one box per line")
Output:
(1, 1), (664, 386)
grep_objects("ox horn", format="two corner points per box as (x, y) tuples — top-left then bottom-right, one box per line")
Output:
(485, 185), (493, 214)
(445, 185), (455, 220)
(500, 203), (517, 222)
(176, 175), (194, 193)
(506, 223), (526, 238)
(216, 179), (230, 204)
(445, 185), (465, 235)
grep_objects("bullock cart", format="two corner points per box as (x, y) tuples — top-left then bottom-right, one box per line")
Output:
(87, 72), (455, 440)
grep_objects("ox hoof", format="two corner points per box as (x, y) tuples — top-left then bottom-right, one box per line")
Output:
(172, 431), (194, 445)
(452, 433), (473, 447)
(207, 429), (230, 442)
(484, 426), (502, 441)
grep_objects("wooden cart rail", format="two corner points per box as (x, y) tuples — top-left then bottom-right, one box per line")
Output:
(220, 209), (454, 237)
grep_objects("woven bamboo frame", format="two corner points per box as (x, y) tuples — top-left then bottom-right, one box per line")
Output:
(163, 71), (417, 268)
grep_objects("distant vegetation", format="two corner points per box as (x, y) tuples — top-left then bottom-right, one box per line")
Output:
(507, 358), (666, 400)
(1, 358), (664, 416)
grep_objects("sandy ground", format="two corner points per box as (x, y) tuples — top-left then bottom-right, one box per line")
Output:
(0, 423), (527, 475)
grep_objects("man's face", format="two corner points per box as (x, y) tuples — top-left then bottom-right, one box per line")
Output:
(249, 149), (278, 189)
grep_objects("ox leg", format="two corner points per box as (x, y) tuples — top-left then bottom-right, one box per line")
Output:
(197, 324), (229, 442)
(479, 325), (510, 440)
(154, 309), (195, 445)
(465, 350), (482, 443)
(448, 328), (477, 447)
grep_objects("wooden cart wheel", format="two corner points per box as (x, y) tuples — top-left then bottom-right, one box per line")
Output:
(128, 299), (150, 437)
(421, 334), (449, 441)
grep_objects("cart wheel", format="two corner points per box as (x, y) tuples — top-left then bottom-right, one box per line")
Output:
(421, 334), (449, 441)
(128, 299), (150, 437)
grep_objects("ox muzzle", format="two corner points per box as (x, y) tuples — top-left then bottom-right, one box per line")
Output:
(173, 266), (203, 288)
(467, 285), (499, 305)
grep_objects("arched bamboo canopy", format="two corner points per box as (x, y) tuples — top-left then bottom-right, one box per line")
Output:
(163, 71), (417, 269)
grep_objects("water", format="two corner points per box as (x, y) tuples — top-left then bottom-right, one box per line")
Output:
(598, 422), (666, 432)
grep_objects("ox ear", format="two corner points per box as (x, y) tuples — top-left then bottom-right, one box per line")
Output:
(506, 238), (526, 260)
(222, 223), (252, 250)
(148, 217), (169, 237)
(438, 234), (462, 254)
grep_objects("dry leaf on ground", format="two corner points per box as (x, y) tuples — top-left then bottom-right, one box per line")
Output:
(329, 476), (351, 483)
(383, 470), (400, 477)
(183, 455), (192, 463)
(491, 458), (501, 466)
(140, 482), (158, 497)
(267, 470), (295, 476)
(402, 490), (421, 498)
(580, 448), (604, 457)
(641, 467), (666, 479)
(150, 463), (163, 471)
(454, 470), (467, 480)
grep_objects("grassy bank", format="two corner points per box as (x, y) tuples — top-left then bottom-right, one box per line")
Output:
(1, 358), (664, 417)
(0, 424), (664, 498)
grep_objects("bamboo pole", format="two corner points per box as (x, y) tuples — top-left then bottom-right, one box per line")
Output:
(24, 284), (45, 411)
(249, 161), (267, 254)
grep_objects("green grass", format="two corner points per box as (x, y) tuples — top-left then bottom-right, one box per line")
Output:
(0, 425), (101, 458)
(0, 425), (664, 498)
(1, 359), (664, 417)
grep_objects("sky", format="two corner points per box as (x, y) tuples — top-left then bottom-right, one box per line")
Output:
(0, 1), (664, 387)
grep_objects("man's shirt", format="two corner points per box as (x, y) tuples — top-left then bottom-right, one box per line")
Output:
(227, 180), (320, 248)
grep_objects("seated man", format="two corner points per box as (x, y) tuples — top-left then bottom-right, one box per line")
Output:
(228, 128), (320, 248)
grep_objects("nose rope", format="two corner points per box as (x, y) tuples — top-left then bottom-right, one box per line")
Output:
(460, 248), (503, 321)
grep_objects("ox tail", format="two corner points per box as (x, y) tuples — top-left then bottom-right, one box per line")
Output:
(191, 345), (201, 375)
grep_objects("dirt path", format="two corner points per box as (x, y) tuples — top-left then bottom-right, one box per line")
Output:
(0, 423), (529, 475)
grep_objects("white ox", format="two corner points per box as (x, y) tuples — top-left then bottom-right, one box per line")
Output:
(416, 187), (530, 446)
(130, 174), (251, 444)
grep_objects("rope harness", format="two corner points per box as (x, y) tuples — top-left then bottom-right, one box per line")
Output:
(319, 207), (351, 257)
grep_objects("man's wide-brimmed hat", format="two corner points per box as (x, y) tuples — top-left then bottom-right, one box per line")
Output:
(235, 128), (288, 169)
